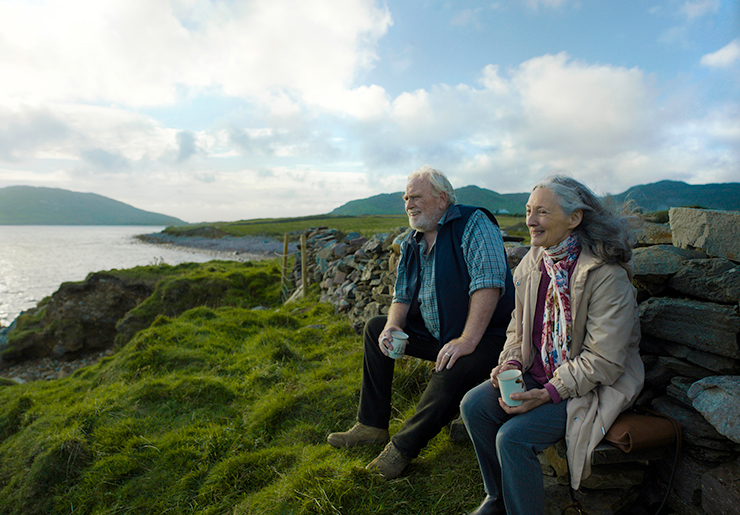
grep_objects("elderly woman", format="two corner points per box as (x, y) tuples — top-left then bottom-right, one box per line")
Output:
(460, 175), (644, 515)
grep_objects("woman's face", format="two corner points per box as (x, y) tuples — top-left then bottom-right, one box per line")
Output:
(526, 187), (582, 248)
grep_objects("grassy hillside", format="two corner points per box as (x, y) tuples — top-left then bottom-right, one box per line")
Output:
(0, 260), (484, 515)
(160, 213), (527, 242)
(0, 186), (187, 226)
(162, 215), (411, 239)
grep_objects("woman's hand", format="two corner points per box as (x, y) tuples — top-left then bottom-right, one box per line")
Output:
(490, 363), (519, 388)
(499, 388), (552, 414)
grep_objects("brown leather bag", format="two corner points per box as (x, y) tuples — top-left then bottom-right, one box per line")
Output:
(562, 408), (683, 515)
(603, 408), (682, 452)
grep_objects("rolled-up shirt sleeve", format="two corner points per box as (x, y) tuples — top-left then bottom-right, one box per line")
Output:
(462, 210), (508, 295)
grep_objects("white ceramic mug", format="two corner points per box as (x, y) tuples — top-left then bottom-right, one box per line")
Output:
(388, 331), (408, 359)
(498, 369), (526, 406)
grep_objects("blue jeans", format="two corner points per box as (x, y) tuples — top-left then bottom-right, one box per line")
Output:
(460, 374), (568, 515)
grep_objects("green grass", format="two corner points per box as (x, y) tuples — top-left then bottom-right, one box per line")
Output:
(162, 215), (411, 240)
(3, 261), (286, 362)
(0, 261), (486, 515)
(162, 214), (527, 242)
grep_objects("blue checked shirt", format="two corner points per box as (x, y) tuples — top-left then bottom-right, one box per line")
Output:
(392, 206), (508, 341)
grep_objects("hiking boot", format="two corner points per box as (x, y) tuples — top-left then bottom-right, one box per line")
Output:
(327, 422), (389, 448)
(365, 441), (411, 479)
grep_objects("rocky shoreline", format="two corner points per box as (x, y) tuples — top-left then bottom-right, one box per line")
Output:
(1, 349), (115, 384)
(135, 232), (298, 261)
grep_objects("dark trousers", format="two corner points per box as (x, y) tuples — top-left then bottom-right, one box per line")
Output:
(357, 316), (504, 458)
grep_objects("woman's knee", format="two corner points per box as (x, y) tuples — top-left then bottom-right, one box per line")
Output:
(495, 417), (544, 454)
(495, 421), (516, 450)
(460, 382), (492, 422)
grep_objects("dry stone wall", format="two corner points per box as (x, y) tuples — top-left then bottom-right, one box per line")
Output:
(288, 226), (409, 333)
(289, 225), (526, 332)
(290, 207), (740, 515)
(632, 209), (740, 515)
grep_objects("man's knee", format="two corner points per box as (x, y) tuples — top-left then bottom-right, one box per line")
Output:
(364, 316), (387, 341)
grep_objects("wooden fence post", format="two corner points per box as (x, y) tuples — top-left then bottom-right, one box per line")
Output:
(281, 233), (289, 294)
(300, 233), (307, 297)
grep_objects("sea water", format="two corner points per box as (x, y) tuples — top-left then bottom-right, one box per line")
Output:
(0, 226), (243, 327)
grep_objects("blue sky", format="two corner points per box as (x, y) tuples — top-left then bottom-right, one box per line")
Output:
(0, 0), (737, 223)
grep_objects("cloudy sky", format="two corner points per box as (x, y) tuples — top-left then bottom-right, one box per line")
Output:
(0, 0), (737, 223)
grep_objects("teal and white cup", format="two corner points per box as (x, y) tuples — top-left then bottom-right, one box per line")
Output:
(498, 369), (526, 406)
(388, 331), (408, 359)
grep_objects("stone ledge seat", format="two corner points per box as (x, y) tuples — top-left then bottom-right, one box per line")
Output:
(590, 440), (671, 465)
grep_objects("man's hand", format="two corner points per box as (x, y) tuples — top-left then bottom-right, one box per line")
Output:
(378, 302), (410, 357)
(378, 325), (404, 356)
(498, 388), (551, 414)
(434, 287), (501, 372)
(435, 335), (478, 371)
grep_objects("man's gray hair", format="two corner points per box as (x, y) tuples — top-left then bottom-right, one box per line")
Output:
(408, 165), (457, 205)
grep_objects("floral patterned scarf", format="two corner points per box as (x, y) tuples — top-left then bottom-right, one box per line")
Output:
(540, 233), (581, 378)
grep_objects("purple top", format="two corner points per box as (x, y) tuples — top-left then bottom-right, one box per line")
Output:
(507, 259), (565, 404)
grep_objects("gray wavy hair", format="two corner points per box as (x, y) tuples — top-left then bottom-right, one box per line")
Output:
(533, 175), (637, 264)
(408, 165), (457, 206)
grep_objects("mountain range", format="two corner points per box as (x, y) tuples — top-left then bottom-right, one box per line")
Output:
(0, 186), (186, 226)
(1, 181), (737, 226)
(331, 180), (740, 216)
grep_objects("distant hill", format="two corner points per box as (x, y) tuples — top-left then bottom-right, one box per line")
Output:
(330, 185), (530, 215)
(611, 180), (740, 213)
(0, 186), (187, 226)
(330, 181), (740, 215)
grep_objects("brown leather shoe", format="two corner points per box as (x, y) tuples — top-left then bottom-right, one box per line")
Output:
(365, 442), (411, 479)
(327, 422), (389, 448)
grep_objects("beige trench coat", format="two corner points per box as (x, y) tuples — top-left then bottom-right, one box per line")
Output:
(498, 247), (644, 489)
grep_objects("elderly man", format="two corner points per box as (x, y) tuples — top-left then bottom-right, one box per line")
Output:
(327, 165), (515, 479)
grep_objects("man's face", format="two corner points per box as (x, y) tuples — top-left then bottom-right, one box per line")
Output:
(403, 176), (448, 233)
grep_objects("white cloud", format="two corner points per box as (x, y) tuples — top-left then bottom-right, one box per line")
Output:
(315, 85), (391, 120)
(0, 160), (387, 222)
(390, 90), (433, 131)
(349, 52), (667, 196)
(701, 39), (740, 68)
(129, 166), (381, 222)
(480, 65), (510, 95)
(0, 103), (176, 164)
(0, 0), (392, 114)
(451, 8), (484, 28)
(0, 1), (196, 106)
(525, 0), (571, 9)
(511, 53), (656, 156)
(0, 107), (70, 160)
(0, 1), (734, 222)
(680, 0), (720, 20)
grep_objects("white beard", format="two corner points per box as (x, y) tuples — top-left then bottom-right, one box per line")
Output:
(408, 207), (445, 233)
